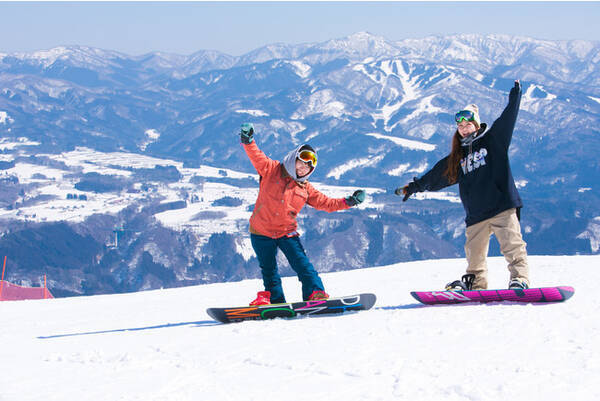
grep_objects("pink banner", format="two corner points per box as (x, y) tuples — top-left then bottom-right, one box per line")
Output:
(0, 280), (54, 301)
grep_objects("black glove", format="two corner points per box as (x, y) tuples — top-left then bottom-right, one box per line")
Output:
(394, 181), (419, 202)
(345, 189), (365, 207)
(240, 123), (254, 144)
(511, 80), (521, 95)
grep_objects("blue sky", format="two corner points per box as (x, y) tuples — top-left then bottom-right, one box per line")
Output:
(1, 2), (599, 56)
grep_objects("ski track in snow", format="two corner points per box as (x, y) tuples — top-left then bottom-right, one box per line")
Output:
(0, 255), (598, 401)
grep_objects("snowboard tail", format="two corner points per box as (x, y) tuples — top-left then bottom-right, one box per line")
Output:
(411, 286), (574, 305)
(207, 293), (376, 324)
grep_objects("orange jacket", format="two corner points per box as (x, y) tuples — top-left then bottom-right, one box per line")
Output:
(243, 141), (350, 238)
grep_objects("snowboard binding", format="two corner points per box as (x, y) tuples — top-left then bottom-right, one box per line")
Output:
(445, 274), (476, 291)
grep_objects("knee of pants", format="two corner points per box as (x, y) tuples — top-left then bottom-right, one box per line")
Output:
(279, 237), (312, 269)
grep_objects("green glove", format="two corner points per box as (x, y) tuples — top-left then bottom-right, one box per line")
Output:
(240, 123), (254, 144)
(345, 189), (365, 207)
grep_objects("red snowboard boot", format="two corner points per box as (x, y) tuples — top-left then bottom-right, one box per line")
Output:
(249, 291), (271, 306)
(308, 290), (329, 301)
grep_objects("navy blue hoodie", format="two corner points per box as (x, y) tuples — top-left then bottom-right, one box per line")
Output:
(409, 83), (523, 227)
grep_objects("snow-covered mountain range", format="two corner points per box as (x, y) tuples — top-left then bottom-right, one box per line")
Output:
(0, 33), (599, 296)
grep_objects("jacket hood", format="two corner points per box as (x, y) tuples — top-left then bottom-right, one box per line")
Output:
(282, 143), (316, 182)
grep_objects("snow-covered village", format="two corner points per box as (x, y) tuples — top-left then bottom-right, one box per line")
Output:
(1, 2), (599, 401)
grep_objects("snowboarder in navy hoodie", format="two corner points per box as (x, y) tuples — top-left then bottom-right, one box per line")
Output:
(396, 80), (530, 291)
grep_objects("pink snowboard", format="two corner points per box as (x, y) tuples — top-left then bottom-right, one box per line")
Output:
(411, 286), (574, 305)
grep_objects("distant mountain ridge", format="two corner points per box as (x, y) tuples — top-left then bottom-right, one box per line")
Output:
(3, 33), (599, 84)
(0, 32), (598, 297)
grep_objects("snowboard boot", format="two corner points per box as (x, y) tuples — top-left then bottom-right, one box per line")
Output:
(445, 274), (476, 291)
(308, 290), (329, 301)
(250, 291), (271, 306)
(508, 279), (529, 290)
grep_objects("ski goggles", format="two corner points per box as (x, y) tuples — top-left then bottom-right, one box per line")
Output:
(298, 150), (317, 167)
(455, 110), (475, 123)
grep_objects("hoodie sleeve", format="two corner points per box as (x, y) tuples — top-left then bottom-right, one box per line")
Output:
(489, 84), (522, 151)
(243, 141), (279, 176)
(412, 156), (455, 192)
(305, 183), (350, 212)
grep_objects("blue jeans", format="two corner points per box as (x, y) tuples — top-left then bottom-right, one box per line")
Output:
(250, 233), (325, 303)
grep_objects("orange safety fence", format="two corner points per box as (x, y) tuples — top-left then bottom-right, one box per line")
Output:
(0, 256), (54, 301)
(0, 280), (54, 301)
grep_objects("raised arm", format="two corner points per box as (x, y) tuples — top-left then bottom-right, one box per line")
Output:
(489, 80), (522, 151)
(240, 123), (279, 176)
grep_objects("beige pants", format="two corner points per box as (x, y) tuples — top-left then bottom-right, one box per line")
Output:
(465, 208), (530, 290)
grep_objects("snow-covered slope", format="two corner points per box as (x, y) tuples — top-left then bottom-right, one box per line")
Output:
(1, 255), (597, 401)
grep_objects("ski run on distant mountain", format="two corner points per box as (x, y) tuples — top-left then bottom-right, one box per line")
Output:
(0, 33), (598, 298)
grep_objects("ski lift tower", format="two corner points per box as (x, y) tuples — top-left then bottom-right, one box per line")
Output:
(110, 226), (129, 249)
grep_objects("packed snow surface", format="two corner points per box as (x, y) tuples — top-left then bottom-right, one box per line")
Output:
(1, 255), (597, 401)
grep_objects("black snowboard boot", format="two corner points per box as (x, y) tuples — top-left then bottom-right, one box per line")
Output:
(445, 274), (476, 291)
(508, 279), (529, 290)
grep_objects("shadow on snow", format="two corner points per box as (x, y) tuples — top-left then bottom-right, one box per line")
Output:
(38, 320), (218, 339)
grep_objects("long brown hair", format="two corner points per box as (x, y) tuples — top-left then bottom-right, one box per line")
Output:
(443, 122), (480, 184)
(443, 131), (462, 184)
